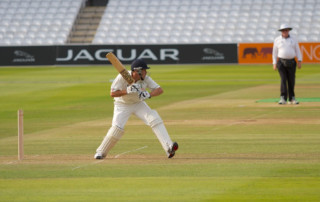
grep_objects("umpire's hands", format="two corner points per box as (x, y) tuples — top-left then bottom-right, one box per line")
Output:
(126, 84), (141, 94)
(273, 64), (277, 71)
(297, 61), (302, 69)
(139, 91), (151, 101)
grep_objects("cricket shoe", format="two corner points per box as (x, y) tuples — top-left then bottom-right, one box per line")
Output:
(168, 142), (179, 158)
(94, 152), (105, 159)
(289, 97), (299, 105)
(278, 96), (287, 105)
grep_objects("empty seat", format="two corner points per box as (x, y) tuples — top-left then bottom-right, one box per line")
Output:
(308, 35), (319, 42)
(1, 0), (82, 46)
(298, 35), (308, 42)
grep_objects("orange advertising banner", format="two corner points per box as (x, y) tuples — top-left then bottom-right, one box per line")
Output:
(300, 43), (320, 63)
(238, 42), (320, 64)
(238, 43), (273, 64)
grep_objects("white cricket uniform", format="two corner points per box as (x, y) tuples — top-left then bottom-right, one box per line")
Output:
(272, 35), (302, 64)
(110, 71), (160, 129)
(96, 72), (177, 158)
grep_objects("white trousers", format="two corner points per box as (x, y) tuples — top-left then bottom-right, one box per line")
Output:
(111, 101), (173, 155)
(112, 101), (155, 128)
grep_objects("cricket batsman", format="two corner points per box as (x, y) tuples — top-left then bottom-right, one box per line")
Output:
(94, 58), (178, 159)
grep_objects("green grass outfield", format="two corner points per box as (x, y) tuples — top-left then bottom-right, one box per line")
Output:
(0, 64), (320, 201)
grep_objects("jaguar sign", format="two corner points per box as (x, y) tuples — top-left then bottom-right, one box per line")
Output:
(0, 44), (237, 66)
(56, 48), (179, 62)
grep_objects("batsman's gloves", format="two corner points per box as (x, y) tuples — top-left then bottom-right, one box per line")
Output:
(127, 84), (141, 94)
(139, 91), (151, 101)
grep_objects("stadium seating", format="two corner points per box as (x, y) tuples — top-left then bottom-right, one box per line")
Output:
(93, 0), (320, 44)
(0, 0), (319, 45)
(0, 0), (83, 46)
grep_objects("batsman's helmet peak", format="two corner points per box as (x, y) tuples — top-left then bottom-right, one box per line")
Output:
(131, 59), (150, 71)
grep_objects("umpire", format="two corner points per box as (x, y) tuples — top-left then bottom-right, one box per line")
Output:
(272, 24), (302, 105)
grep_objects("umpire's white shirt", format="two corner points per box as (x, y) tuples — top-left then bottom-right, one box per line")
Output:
(272, 35), (302, 64)
(111, 71), (160, 104)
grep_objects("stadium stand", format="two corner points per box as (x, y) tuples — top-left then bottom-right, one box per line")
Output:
(0, 0), (83, 46)
(0, 0), (319, 45)
(93, 0), (320, 44)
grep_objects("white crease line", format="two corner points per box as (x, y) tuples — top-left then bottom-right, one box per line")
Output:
(114, 146), (148, 158)
(71, 146), (148, 171)
(72, 159), (105, 171)
(2, 155), (40, 165)
(3, 161), (16, 165)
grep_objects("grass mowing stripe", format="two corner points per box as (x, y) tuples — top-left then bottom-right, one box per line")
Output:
(0, 177), (319, 201)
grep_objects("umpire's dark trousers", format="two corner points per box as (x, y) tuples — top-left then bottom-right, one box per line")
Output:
(277, 58), (297, 101)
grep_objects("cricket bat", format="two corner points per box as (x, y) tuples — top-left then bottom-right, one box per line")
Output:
(106, 52), (134, 84)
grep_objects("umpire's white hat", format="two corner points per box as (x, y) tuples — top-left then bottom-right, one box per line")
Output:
(278, 24), (292, 31)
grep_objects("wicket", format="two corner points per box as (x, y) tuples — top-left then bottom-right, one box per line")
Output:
(18, 109), (24, 160)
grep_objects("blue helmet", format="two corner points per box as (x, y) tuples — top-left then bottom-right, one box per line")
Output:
(131, 59), (150, 71)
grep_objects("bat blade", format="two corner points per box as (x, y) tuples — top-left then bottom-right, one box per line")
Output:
(106, 52), (134, 84)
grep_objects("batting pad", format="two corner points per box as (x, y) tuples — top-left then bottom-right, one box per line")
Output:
(96, 125), (124, 157)
(151, 123), (173, 156)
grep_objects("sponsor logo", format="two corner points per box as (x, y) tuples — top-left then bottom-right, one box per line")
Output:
(300, 43), (320, 62)
(202, 48), (225, 60)
(56, 48), (179, 62)
(238, 43), (273, 64)
(242, 47), (273, 58)
(239, 42), (320, 64)
(12, 50), (35, 62)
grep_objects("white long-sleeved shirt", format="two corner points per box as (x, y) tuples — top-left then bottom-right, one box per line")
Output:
(272, 35), (302, 64)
